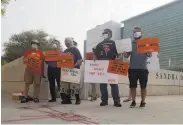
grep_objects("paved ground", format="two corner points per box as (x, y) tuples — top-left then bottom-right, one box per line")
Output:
(1, 95), (183, 124)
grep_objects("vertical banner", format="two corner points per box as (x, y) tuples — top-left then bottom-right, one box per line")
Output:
(84, 60), (118, 84)
(137, 37), (160, 54)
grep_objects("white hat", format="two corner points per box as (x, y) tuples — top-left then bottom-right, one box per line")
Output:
(65, 37), (73, 42)
(31, 39), (40, 45)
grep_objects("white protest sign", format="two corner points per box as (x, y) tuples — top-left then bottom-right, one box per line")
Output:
(147, 52), (160, 72)
(115, 38), (132, 53)
(84, 60), (118, 84)
(61, 68), (81, 84)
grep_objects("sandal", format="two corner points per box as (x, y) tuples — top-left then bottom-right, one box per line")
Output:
(20, 97), (29, 103)
(33, 98), (40, 103)
(90, 96), (97, 101)
(123, 98), (131, 102)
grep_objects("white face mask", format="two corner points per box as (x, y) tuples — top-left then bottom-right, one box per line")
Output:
(133, 32), (142, 38)
(31, 44), (38, 49)
(103, 34), (109, 39)
(52, 44), (57, 49)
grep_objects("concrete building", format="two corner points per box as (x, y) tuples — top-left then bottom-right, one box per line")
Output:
(121, 0), (183, 71)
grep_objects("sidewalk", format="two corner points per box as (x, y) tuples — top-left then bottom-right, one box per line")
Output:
(1, 95), (183, 124)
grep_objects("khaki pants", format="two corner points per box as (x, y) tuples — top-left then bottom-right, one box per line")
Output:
(24, 69), (41, 98)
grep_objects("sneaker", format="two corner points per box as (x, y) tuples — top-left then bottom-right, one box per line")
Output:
(61, 100), (72, 104)
(100, 102), (108, 106)
(139, 101), (146, 108)
(33, 98), (40, 103)
(75, 99), (81, 105)
(27, 96), (34, 101)
(114, 103), (122, 107)
(48, 99), (56, 102)
(130, 101), (136, 108)
(123, 98), (131, 102)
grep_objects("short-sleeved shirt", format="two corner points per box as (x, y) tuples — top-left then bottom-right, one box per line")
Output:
(64, 47), (82, 69)
(94, 40), (118, 60)
(129, 41), (148, 69)
(24, 49), (44, 74)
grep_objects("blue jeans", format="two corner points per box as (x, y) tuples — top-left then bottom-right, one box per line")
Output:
(100, 83), (120, 103)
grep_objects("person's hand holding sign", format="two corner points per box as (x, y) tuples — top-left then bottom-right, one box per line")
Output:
(146, 52), (152, 57)
(123, 51), (131, 58)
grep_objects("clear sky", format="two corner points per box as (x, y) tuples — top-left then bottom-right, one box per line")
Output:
(1, 0), (174, 55)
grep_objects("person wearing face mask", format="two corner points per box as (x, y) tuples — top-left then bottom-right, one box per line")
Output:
(123, 26), (152, 108)
(93, 29), (122, 107)
(60, 37), (83, 105)
(21, 40), (45, 103)
(45, 41), (62, 102)
(73, 41), (77, 47)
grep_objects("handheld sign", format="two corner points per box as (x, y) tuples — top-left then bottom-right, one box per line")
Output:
(85, 52), (95, 60)
(57, 54), (74, 68)
(137, 37), (160, 54)
(45, 50), (60, 61)
(115, 38), (132, 53)
(26, 52), (42, 73)
(61, 68), (81, 84)
(107, 60), (129, 76)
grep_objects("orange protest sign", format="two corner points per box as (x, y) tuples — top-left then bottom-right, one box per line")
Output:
(137, 37), (160, 54)
(45, 50), (60, 61)
(107, 60), (129, 76)
(57, 54), (74, 68)
(26, 52), (42, 72)
(85, 52), (95, 60)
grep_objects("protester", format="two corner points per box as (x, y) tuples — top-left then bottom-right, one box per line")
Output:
(60, 37), (83, 105)
(93, 29), (122, 107)
(46, 40), (62, 102)
(21, 40), (45, 103)
(123, 26), (152, 108)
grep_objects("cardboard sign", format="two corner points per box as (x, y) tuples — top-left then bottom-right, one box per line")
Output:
(115, 38), (132, 53)
(107, 60), (129, 76)
(45, 50), (60, 61)
(84, 60), (118, 84)
(61, 68), (81, 84)
(137, 37), (160, 54)
(147, 52), (160, 72)
(57, 54), (74, 68)
(26, 52), (42, 72)
(85, 52), (95, 60)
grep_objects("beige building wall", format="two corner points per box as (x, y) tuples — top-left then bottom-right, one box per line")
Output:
(1, 57), (48, 98)
(1, 57), (183, 99)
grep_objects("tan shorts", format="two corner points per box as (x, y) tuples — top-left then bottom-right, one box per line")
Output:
(24, 69), (41, 85)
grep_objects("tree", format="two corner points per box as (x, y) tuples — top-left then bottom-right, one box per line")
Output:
(1, 0), (10, 16)
(3, 30), (62, 62)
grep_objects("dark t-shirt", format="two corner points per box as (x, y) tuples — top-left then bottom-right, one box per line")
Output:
(64, 47), (82, 69)
(94, 40), (118, 60)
